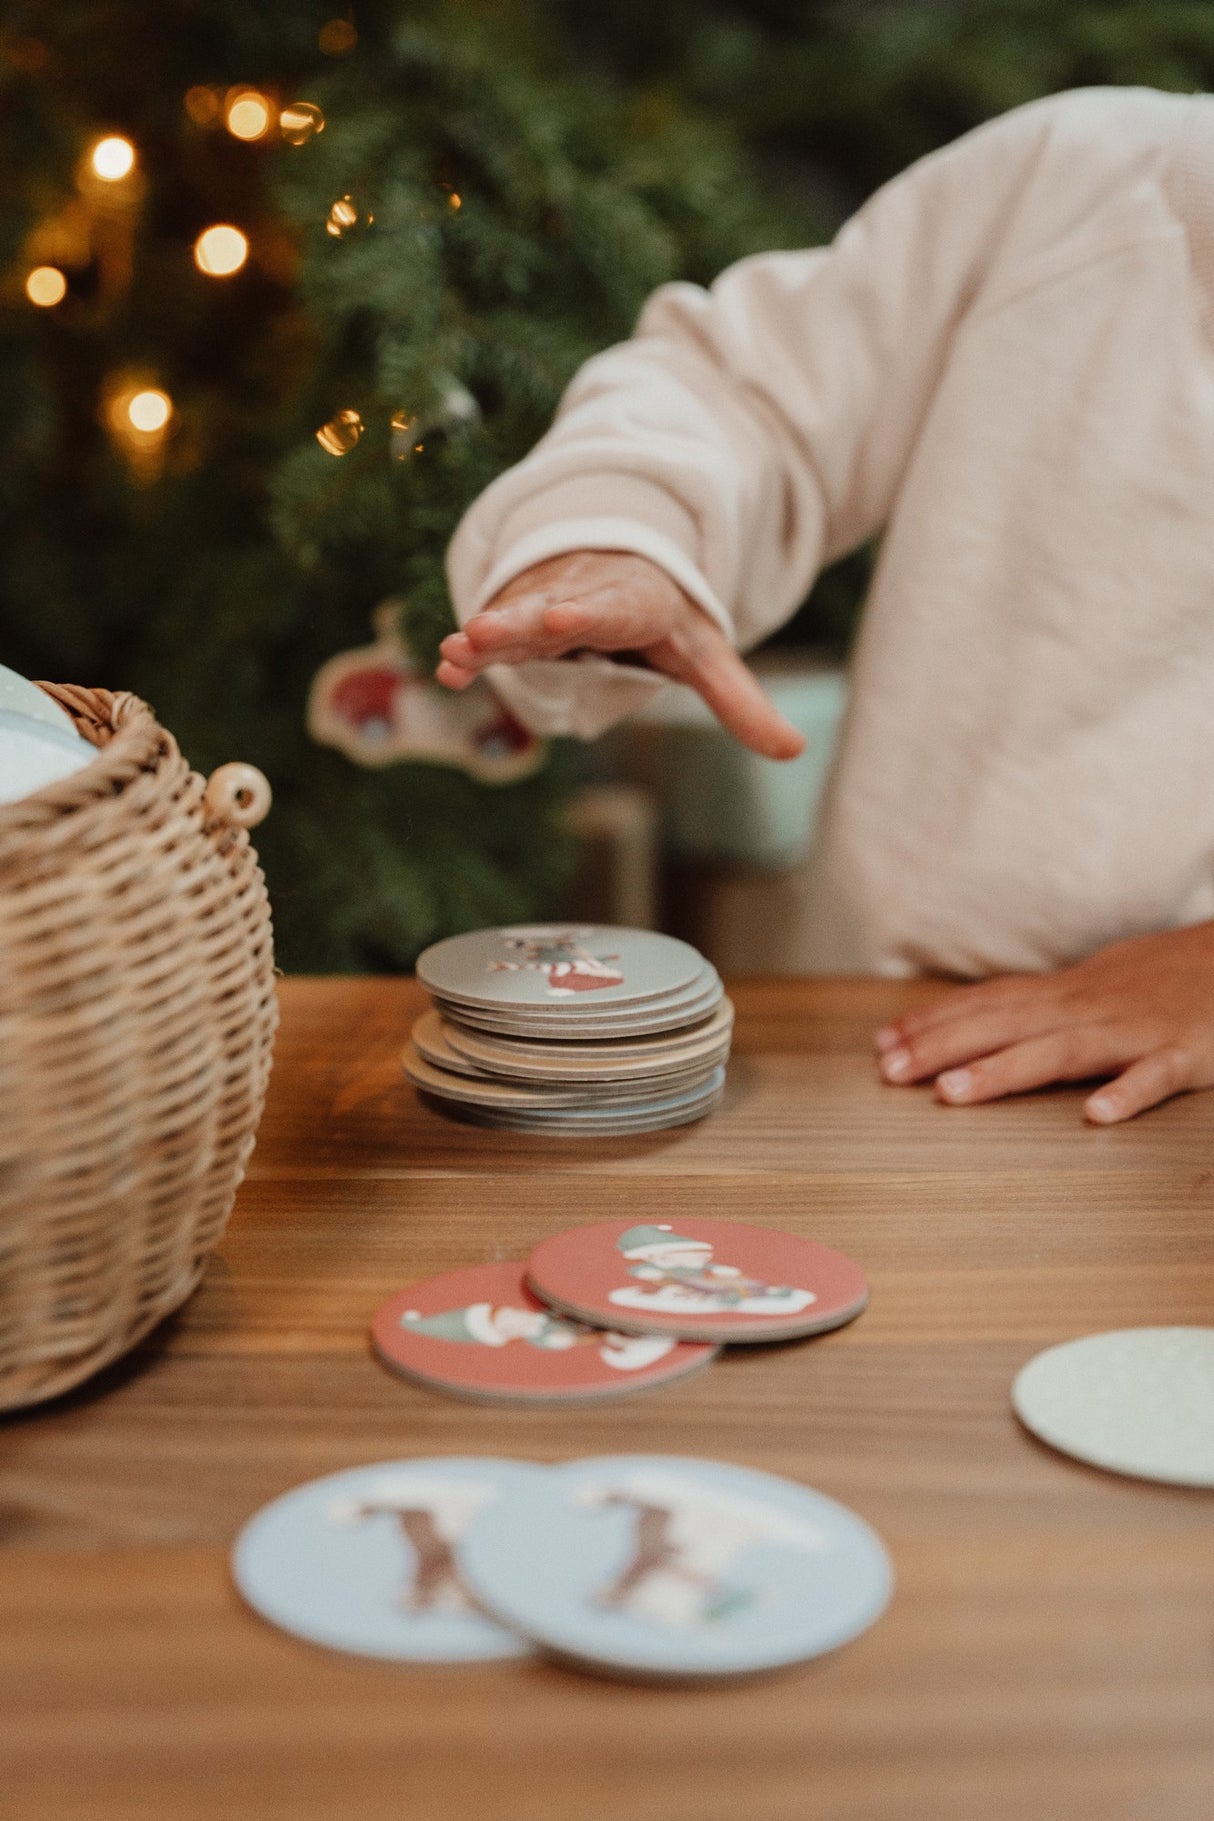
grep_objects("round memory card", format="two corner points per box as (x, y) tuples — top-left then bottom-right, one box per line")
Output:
(404, 1048), (596, 1107)
(436, 988), (723, 1043)
(527, 1218), (868, 1342)
(411, 1011), (494, 1078)
(460, 1454), (893, 1680)
(418, 924), (704, 1011)
(1012, 1328), (1214, 1487)
(436, 969), (720, 1024)
(477, 1069), (725, 1123)
(232, 1458), (540, 1661)
(372, 1263), (717, 1405)
(442, 1001), (734, 1081)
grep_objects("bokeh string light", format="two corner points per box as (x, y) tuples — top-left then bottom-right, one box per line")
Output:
(104, 379), (174, 468)
(389, 382), (480, 461)
(127, 389), (171, 434)
(319, 18), (357, 56)
(389, 409), (420, 459)
(325, 195), (362, 237)
(25, 266), (67, 307)
(184, 86), (222, 126)
(279, 102), (325, 145)
(90, 135), (136, 182)
(225, 89), (273, 141)
(194, 224), (249, 277)
(316, 409), (363, 455)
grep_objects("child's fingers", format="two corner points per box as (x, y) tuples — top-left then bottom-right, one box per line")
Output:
(438, 630), (479, 667)
(667, 629), (806, 760)
(537, 599), (807, 762)
(933, 1027), (1125, 1106)
(462, 595), (566, 649)
(1084, 1047), (1196, 1124)
(878, 998), (1070, 1084)
(875, 975), (1044, 1053)
(541, 592), (677, 649)
(435, 658), (480, 690)
(453, 587), (674, 670)
(448, 638), (572, 670)
(439, 626), (575, 674)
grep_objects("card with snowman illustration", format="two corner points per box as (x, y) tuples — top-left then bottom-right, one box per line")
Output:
(526, 1218), (869, 1343)
(371, 1262), (717, 1403)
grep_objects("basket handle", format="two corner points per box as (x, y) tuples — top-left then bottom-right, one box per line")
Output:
(203, 762), (272, 830)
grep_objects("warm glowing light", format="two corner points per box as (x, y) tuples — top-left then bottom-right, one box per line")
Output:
(127, 389), (172, 434)
(325, 195), (360, 238)
(318, 18), (357, 55)
(225, 90), (272, 141)
(316, 408), (363, 456)
(25, 266), (67, 307)
(279, 101), (325, 145)
(389, 409), (419, 459)
(91, 135), (136, 181)
(447, 191), (462, 211)
(184, 86), (222, 126)
(194, 224), (249, 277)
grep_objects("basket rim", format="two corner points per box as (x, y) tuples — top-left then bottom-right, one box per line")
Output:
(0, 685), (172, 834)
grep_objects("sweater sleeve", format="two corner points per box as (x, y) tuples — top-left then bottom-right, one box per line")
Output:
(445, 89), (1180, 738)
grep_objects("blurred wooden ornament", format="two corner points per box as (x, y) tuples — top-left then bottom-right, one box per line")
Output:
(307, 601), (544, 784)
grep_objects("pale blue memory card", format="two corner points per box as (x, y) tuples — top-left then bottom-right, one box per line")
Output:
(232, 1458), (542, 1662)
(461, 1453), (893, 1678)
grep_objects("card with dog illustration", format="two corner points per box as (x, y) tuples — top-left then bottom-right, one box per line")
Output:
(372, 1263), (716, 1404)
(461, 1454), (893, 1678)
(526, 1219), (868, 1343)
(232, 1458), (542, 1661)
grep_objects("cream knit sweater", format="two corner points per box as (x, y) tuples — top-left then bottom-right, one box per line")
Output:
(448, 87), (1214, 976)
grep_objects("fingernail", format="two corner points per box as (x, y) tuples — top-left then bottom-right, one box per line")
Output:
(881, 1047), (912, 1082)
(1086, 1093), (1117, 1123)
(937, 1068), (973, 1101)
(874, 1026), (900, 1053)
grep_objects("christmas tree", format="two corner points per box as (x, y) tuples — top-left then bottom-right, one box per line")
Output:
(0, 0), (808, 969)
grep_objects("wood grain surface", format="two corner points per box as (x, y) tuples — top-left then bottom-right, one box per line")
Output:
(2, 976), (1213, 1821)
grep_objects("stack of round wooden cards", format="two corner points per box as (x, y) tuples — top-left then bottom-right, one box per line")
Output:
(406, 924), (732, 1134)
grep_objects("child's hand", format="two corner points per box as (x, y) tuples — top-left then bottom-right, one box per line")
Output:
(437, 550), (806, 760)
(874, 922), (1214, 1123)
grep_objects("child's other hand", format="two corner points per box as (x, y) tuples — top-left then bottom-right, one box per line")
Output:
(874, 922), (1214, 1123)
(437, 550), (805, 761)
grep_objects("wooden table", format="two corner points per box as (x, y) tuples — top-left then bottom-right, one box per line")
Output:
(3, 977), (1213, 1821)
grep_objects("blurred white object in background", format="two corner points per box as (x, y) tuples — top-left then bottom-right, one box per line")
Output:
(0, 663), (81, 736)
(0, 667), (95, 805)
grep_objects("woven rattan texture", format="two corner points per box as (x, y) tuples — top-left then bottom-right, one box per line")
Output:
(0, 686), (278, 1410)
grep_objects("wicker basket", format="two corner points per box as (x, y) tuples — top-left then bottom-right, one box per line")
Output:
(0, 684), (278, 1411)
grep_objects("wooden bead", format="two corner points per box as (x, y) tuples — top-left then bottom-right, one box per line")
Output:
(204, 761), (271, 829)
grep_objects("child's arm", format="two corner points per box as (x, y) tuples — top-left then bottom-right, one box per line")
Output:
(442, 94), (1142, 740)
(875, 921), (1214, 1123)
